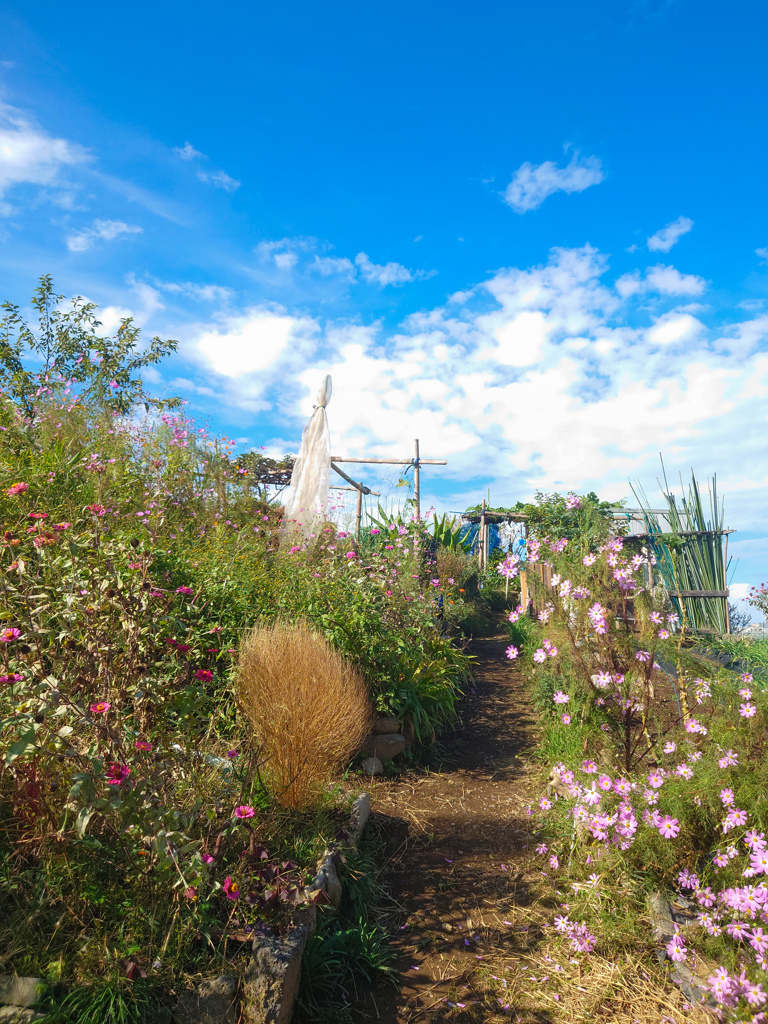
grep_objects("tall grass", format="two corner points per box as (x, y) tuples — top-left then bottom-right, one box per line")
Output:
(237, 621), (374, 808)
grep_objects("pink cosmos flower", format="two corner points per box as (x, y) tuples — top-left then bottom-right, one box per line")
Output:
(6, 482), (29, 496)
(658, 629), (670, 639)
(539, 797), (552, 810)
(649, 611), (662, 624)
(583, 553), (597, 566)
(720, 788), (735, 806)
(675, 764), (694, 780)
(176, 585), (194, 596)
(549, 854), (559, 869)
(553, 691), (570, 704)
(657, 816), (680, 839)
(507, 605), (523, 623)
(90, 701), (111, 713)
(345, 551), (357, 559)
(561, 713), (571, 725)
(719, 750), (739, 768)
(742, 673), (754, 684)
(581, 759), (598, 773)
(506, 645), (519, 660)
(741, 703), (757, 718)
(664, 741), (676, 754)
(533, 649), (547, 664)
(635, 650), (651, 663)
(234, 805), (255, 819)
(598, 774), (612, 791)
(222, 876), (240, 900)
(740, 687), (753, 699)
(0, 628), (21, 643)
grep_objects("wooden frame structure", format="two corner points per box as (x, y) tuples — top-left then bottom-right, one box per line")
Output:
(330, 439), (447, 538)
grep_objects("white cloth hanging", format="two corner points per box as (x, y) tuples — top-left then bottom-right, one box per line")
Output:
(281, 375), (332, 539)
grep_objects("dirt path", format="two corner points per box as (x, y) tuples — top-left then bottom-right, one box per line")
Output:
(354, 632), (554, 1024)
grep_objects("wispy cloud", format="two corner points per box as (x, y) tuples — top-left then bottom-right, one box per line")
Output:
(66, 219), (143, 253)
(196, 169), (240, 192)
(0, 101), (88, 213)
(647, 215), (693, 252)
(502, 151), (604, 213)
(757, 247), (768, 265)
(174, 141), (204, 161)
(615, 263), (707, 298)
(354, 251), (435, 286)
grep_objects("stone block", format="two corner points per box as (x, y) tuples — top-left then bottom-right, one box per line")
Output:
(363, 733), (405, 762)
(0, 978), (45, 1009)
(348, 792), (371, 846)
(241, 925), (310, 1024)
(313, 851), (342, 909)
(0, 1009), (44, 1023)
(360, 756), (383, 776)
(174, 974), (237, 1024)
(372, 717), (400, 735)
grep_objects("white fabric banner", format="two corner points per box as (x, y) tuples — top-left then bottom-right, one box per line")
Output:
(281, 375), (332, 539)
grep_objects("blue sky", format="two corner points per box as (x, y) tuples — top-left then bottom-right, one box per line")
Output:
(1, 0), (767, 608)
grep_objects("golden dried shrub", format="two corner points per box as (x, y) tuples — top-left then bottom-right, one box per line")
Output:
(237, 620), (373, 809)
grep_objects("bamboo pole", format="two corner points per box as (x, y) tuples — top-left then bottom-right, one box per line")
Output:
(330, 456), (447, 465)
(414, 438), (420, 520)
(355, 487), (363, 541)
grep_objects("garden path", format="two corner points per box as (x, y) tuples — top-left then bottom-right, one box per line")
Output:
(353, 631), (553, 1023)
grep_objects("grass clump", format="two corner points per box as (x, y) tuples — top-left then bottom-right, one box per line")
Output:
(237, 621), (373, 808)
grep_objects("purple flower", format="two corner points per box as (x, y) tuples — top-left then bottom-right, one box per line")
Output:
(176, 585), (194, 596)
(657, 815), (680, 839)
(635, 650), (651, 663)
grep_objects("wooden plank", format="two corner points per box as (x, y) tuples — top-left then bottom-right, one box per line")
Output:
(670, 589), (729, 598)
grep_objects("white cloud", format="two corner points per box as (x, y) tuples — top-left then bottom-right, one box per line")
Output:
(197, 169), (240, 192)
(66, 219), (143, 253)
(354, 251), (434, 287)
(645, 312), (704, 346)
(647, 216), (694, 253)
(312, 255), (357, 278)
(502, 152), (604, 213)
(616, 263), (707, 298)
(0, 101), (88, 211)
(196, 308), (317, 377)
(174, 141), (203, 161)
(757, 248), (768, 265)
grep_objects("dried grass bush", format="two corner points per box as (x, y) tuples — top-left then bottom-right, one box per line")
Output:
(237, 620), (374, 809)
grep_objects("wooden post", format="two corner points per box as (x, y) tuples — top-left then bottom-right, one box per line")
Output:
(479, 499), (486, 572)
(355, 487), (363, 541)
(724, 530), (731, 634)
(520, 570), (528, 611)
(414, 439), (420, 520)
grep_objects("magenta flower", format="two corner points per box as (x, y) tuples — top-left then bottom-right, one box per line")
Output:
(234, 805), (255, 819)
(135, 740), (153, 751)
(0, 627), (21, 643)
(506, 645), (519, 660)
(598, 774), (612, 791)
(561, 713), (571, 725)
(720, 788), (735, 806)
(581, 760), (597, 773)
(222, 875), (240, 900)
(657, 815), (680, 839)
(740, 687), (753, 700)
(345, 551), (357, 559)
(52, 522), (70, 531)
(227, 750), (239, 758)
(176, 585), (194, 596)
(553, 691), (570, 704)
(106, 762), (131, 785)
(195, 669), (213, 681)
(6, 482), (28, 496)
(658, 629), (670, 639)
(533, 649), (547, 664)
(90, 701), (111, 714)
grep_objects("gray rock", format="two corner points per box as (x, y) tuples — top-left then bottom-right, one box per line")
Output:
(363, 733), (405, 762)
(372, 716), (401, 735)
(360, 756), (384, 776)
(0, 1009), (44, 1023)
(348, 792), (371, 846)
(174, 974), (237, 1024)
(242, 925), (310, 1024)
(0, 978), (45, 1009)
(313, 851), (342, 909)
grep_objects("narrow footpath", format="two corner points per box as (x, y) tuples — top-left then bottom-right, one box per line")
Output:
(352, 632), (708, 1024)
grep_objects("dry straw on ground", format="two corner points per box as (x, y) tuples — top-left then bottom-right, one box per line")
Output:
(237, 620), (374, 808)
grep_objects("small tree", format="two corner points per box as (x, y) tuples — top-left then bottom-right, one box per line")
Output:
(0, 275), (181, 421)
